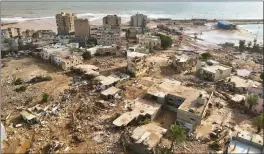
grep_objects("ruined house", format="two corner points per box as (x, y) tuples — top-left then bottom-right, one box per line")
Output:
(72, 64), (99, 78)
(128, 44), (149, 54)
(129, 123), (167, 154)
(127, 51), (148, 77)
(100, 86), (122, 100)
(196, 60), (232, 82)
(146, 79), (211, 132)
(20, 110), (39, 124)
(171, 54), (197, 73)
(113, 98), (162, 127)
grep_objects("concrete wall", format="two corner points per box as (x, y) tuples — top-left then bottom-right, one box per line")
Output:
(166, 94), (185, 108)
(74, 19), (90, 37)
(177, 109), (202, 127)
(214, 67), (232, 81)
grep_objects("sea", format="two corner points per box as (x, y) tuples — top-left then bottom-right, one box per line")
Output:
(1, 1), (263, 35)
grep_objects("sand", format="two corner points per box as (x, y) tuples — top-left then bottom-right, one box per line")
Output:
(1, 17), (130, 33)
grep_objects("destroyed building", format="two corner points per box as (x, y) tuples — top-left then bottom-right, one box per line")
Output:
(229, 76), (262, 94)
(20, 110), (39, 124)
(128, 44), (149, 54)
(86, 45), (118, 57)
(93, 75), (120, 90)
(171, 54), (197, 73)
(130, 123), (167, 154)
(196, 60), (232, 82)
(73, 64), (99, 78)
(127, 51), (148, 77)
(146, 79), (211, 132)
(136, 32), (161, 51)
(225, 131), (264, 154)
(100, 86), (122, 100)
(113, 98), (162, 127)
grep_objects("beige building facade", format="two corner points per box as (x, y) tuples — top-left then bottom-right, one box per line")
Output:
(56, 12), (77, 35)
(127, 51), (148, 77)
(74, 19), (90, 37)
(130, 13), (147, 27)
(5, 27), (21, 38)
(103, 15), (121, 27)
(136, 33), (161, 51)
(95, 25), (121, 46)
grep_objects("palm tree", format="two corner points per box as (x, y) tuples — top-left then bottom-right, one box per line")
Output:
(247, 41), (252, 49)
(253, 113), (264, 133)
(170, 124), (187, 151)
(247, 94), (259, 110)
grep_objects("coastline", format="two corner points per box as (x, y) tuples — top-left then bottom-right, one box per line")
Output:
(1, 17), (131, 33)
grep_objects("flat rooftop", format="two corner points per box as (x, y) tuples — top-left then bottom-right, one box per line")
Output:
(100, 86), (121, 96)
(173, 54), (191, 62)
(113, 98), (162, 127)
(127, 51), (147, 58)
(20, 110), (37, 120)
(228, 131), (263, 153)
(131, 123), (167, 150)
(73, 64), (99, 77)
(230, 76), (262, 88)
(147, 79), (209, 116)
(202, 64), (231, 74)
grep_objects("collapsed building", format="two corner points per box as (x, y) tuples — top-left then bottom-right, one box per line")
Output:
(127, 51), (148, 77)
(86, 44), (118, 57)
(146, 79), (211, 132)
(227, 76), (263, 114)
(128, 44), (149, 54)
(72, 64), (99, 78)
(171, 54), (197, 73)
(130, 123), (167, 154)
(113, 98), (162, 127)
(196, 60), (232, 82)
(136, 32), (161, 51)
(93, 75), (120, 90)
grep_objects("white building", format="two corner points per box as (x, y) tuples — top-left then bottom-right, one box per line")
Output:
(196, 60), (232, 81)
(1, 123), (7, 148)
(128, 44), (149, 54)
(136, 32), (161, 51)
(130, 13), (147, 27)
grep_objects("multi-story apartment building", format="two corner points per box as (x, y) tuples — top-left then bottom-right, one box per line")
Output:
(74, 18), (90, 37)
(94, 25), (121, 46)
(56, 12), (77, 35)
(130, 13), (147, 27)
(103, 15), (121, 27)
(4, 27), (21, 38)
